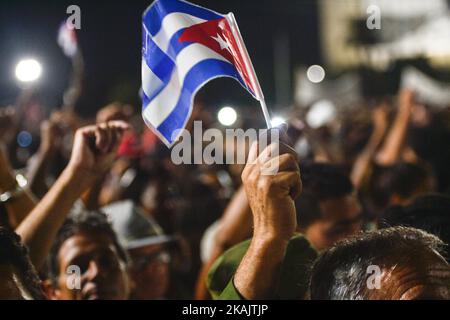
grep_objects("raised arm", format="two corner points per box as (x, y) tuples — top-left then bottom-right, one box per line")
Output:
(27, 119), (62, 198)
(375, 90), (414, 166)
(233, 142), (302, 299)
(16, 121), (129, 269)
(351, 104), (389, 189)
(0, 143), (37, 228)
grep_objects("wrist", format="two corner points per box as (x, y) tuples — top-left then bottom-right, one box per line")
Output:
(61, 166), (94, 195)
(253, 224), (295, 244)
(250, 233), (290, 257)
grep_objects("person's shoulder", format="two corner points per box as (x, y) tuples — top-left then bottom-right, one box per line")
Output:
(277, 234), (318, 299)
(207, 234), (318, 300)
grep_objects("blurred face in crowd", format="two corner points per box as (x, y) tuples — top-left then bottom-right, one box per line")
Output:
(304, 194), (363, 251)
(0, 264), (32, 300)
(128, 243), (170, 300)
(369, 251), (450, 300)
(140, 181), (161, 217)
(50, 231), (130, 300)
(96, 103), (128, 124)
(389, 176), (435, 207)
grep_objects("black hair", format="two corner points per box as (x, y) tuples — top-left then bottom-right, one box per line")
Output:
(379, 193), (450, 262)
(310, 227), (445, 300)
(295, 162), (354, 228)
(408, 109), (450, 194)
(0, 202), (9, 228)
(0, 226), (47, 299)
(47, 210), (128, 287)
(369, 162), (432, 210)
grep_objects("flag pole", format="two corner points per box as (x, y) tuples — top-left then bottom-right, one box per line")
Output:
(226, 13), (272, 129)
(259, 98), (273, 129)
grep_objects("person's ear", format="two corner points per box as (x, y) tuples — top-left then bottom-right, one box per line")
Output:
(41, 279), (61, 300)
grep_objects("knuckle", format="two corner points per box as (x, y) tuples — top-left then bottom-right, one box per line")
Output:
(286, 153), (296, 163)
(257, 176), (273, 193)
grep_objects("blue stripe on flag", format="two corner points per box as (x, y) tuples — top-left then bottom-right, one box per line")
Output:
(156, 59), (243, 144)
(143, 0), (223, 36)
(143, 35), (175, 84)
(142, 91), (152, 109)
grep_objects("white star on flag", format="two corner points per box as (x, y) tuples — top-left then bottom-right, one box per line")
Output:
(212, 33), (231, 53)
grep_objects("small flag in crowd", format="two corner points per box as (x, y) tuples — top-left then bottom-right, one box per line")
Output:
(58, 22), (78, 57)
(141, 0), (269, 147)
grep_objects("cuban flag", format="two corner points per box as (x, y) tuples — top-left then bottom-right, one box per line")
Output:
(141, 0), (264, 147)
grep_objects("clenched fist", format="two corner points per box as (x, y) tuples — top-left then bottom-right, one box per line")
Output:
(241, 141), (302, 242)
(67, 121), (130, 182)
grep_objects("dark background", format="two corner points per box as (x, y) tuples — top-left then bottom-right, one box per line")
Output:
(0, 0), (320, 117)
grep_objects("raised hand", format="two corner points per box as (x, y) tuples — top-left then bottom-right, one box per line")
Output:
(241, 141), (302, 242)
(67, 121), (130, 182)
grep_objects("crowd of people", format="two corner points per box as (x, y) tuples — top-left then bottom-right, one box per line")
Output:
(0, 86), (449, 300)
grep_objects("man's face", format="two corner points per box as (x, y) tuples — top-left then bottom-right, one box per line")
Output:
(52, 232), (130, 300)
(369, 250), (450, 300)
(305, 195), (363, 251)
(0, 264), (32, 300)
(128, 243), (170, 300)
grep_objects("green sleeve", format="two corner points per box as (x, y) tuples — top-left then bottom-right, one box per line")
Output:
(218, 277), (245, 300)
(206, 239), (251, 299)
(207, 234), (318, 300)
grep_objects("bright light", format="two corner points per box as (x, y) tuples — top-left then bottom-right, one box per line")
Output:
(306, 100), (337, 128)
(218, 106), (237, 126)
(15, 59), (42, 83)
(306, 65), (325, 83)
(271, 116), (286, 127)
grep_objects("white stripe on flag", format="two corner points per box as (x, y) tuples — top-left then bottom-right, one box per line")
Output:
(142, 59), (165, 101)
(152, 12), (206, 53)
(143, 43), (230, 127)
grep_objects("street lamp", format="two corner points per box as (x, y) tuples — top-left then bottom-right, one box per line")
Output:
(15, 59), (42, 83)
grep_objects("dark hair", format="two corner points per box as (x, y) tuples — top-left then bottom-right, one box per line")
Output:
(310, 227), (445, 300)
(0, 202), (9, 228)
(369, 162), (432, 210)
(48, 211), (128, 286)
(0, 226), (47, 299)
(379, 194), (450, 262)
(296, 162), (354, 228)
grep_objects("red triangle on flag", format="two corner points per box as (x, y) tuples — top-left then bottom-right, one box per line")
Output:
(179, 18), (256, 94)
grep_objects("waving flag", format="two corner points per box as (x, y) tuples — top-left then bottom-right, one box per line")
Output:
(141, 0), (266, 147)
(58, 22), (78, 57)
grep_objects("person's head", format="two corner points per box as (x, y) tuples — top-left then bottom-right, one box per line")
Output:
(96, 103), (128, 124)
(310, 227), (450, 300)
(140, 179), (163, 217)
(379, 194), (450, 262)
(370, 162), (434, 211)
(47, 211), (131, 300)
(127, 243), (171, 300)
(0, 227), (47, 300)
(295, 162), (363, 251)
(102, 200), (172, 300)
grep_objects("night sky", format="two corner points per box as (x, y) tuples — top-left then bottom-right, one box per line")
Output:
(0, 0), (320, 117)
